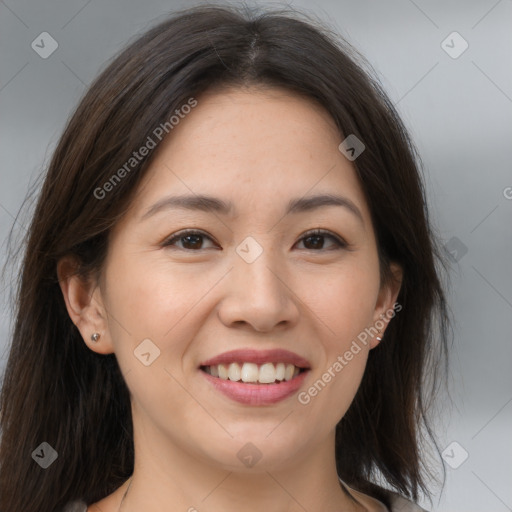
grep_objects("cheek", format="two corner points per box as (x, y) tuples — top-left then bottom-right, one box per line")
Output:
(103, 256), (210, 412)
(298, 339), (368, 434)
(293, 259), (378, 418)
(103, 254), (225, 369)
(300, 259), (380, 343)
(105, 254), (191, 330)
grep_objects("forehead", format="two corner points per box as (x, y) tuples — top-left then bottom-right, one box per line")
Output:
(122, 87), (371, 226)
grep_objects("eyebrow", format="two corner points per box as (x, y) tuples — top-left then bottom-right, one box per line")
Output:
(140, 193), (364, 224)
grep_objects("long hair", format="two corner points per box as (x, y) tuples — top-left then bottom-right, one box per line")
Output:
(0, 4), (452, 511)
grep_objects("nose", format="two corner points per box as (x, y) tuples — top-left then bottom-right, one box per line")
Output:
(217, 247), (300, 332)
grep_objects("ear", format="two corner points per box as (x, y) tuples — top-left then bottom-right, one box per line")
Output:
(369, 261), (403, 349)
(57, 256), (114, 355)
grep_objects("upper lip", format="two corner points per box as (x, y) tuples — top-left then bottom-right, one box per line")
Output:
(199, 349), (311, 369)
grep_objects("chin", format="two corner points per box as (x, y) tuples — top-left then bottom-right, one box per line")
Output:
(195, 430), (305, 472)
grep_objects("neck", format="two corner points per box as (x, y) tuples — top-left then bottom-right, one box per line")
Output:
(119, 438), (364, 512)
(120, 470), (360, 512)
(118, 421), (362, 512)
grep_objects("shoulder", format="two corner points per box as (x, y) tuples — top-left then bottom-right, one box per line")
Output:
(388, 491), (429, 512)
(60, 500), (88, 512)
(339, 478), (429, 512)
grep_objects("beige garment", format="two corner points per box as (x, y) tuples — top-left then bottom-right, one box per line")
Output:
(339, 479), (429, 512)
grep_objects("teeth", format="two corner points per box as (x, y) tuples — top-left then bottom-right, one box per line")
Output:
(204, 362), (302, 384)
(228, 362), (241, 381)
(259, 362), (277, 383)
(285, 363), (295, 381)
(275, 362), (285, 381)
(241, 362), (259, 383)
(218, 364), (228, 380)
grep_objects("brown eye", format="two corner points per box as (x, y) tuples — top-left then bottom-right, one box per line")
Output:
(162, 228), (347, 252)
(162, 230), (218, 251)
(295, 229), (348, 251)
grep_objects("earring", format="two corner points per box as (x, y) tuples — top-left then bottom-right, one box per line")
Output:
(91, 333), (100, 342)
(376, 314), (384, 342)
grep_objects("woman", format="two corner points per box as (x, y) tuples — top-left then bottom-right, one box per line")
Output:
(0, 4), (451, 512)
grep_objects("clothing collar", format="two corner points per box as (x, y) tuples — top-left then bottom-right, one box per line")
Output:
(338, 478), (389, 512)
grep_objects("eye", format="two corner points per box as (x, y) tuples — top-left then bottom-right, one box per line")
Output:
(162, 230), (219, 251)
(294, 229), (348, 251)
(162, 228), (348, 252)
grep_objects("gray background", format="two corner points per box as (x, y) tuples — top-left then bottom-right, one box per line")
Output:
(1, 0), (511, 510)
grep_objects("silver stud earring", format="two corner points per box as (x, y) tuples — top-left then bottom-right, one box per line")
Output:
(376, 326), (383, 342)
(91, 333), (100, 342)
(376, 314), (385, 342)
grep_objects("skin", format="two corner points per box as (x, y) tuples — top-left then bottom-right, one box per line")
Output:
(58, 86), (402, 512)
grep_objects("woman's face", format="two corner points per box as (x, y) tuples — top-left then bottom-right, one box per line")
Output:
(64, 86), (401, 473)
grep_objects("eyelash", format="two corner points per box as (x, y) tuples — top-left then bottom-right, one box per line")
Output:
(161, 228), (348, 252)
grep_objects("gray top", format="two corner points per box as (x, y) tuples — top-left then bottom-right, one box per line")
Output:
(340, 479), (428, 512)
(61, 502), (87, 512)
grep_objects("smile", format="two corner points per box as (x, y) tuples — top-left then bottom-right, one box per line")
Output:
(198, 348), (311, 405)
(201, 362), (305, 384)
(200, 365), (310, 405)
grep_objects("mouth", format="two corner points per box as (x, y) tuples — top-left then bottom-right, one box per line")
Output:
(198, 349), (311, 405)
(200, 362), (308, 384)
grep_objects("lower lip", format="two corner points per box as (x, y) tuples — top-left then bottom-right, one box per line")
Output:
(200, 369), (309, 405)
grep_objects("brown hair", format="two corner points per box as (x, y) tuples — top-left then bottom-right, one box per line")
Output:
(0, 4), (452, 511)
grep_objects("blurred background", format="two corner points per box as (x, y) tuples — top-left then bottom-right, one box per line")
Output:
(1, 1), (511, 510)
